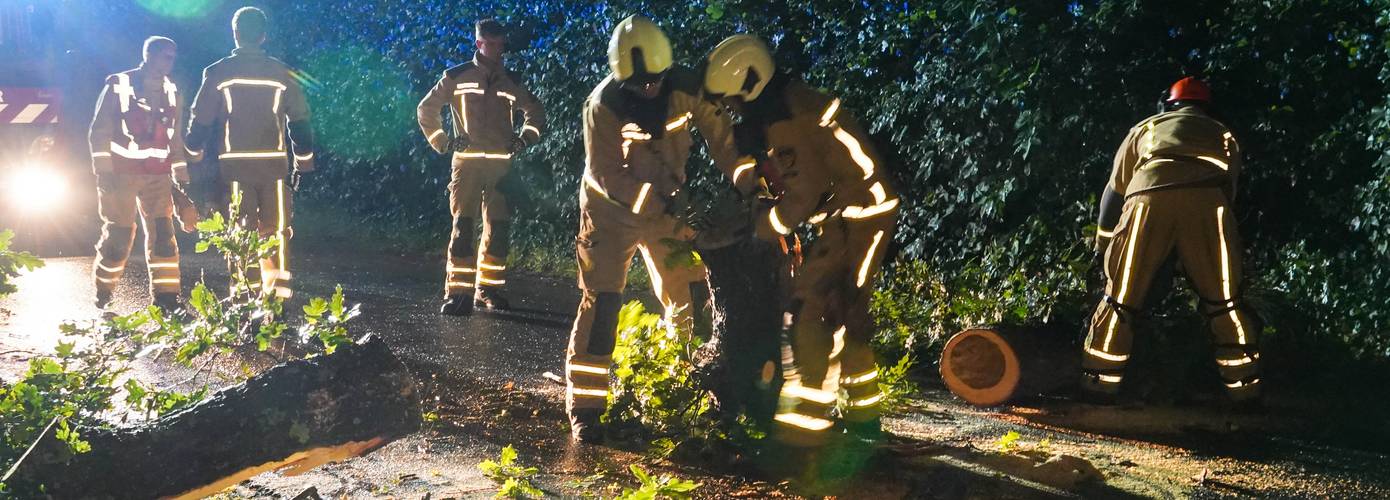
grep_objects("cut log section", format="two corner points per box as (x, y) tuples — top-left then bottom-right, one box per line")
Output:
(693, 236), (786, 423)
(11, 334), (421, 498)
(940, 326), (1080, 406)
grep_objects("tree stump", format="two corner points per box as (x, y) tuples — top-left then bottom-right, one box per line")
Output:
(12, 334), (421, 498)
(939, 326), (1080, 406)
(693, 236), (786, 424)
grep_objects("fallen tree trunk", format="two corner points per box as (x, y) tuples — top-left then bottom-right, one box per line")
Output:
(13, 334), (420, 499)
(940, 326), (1080, 406)
(694, 236), (785, 424)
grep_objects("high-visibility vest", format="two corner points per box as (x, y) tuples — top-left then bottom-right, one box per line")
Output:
(108, 72), (180, 175)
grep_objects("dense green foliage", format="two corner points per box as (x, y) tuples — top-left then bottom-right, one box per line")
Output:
(0, 230), (42, 299)
(261, 0), (1390, 365)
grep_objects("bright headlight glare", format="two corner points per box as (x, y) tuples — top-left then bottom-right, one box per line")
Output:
(8, 165), (67, 213)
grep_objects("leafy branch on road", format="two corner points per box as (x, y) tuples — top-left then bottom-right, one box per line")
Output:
(478, 444), (543, 498)
(615, 464), (700, 500)
(0, 229), (42, 299)
(0, 208), (364, 494)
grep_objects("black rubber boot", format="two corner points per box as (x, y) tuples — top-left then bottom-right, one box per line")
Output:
(95, 289), (114, 309)
(440, 294), (473, 316)
(152, 293), (182, 313)
(474, 287), (512, 311)
(569, 408), (604, 444)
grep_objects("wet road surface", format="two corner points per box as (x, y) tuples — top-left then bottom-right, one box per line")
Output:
(2, 236), (1389, 498)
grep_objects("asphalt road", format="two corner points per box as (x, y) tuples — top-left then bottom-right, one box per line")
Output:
(2, 234), (1388, 498)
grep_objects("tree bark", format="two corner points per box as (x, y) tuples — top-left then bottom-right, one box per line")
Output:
(13, 335), (421, 499)
(694, 236), (786, 424)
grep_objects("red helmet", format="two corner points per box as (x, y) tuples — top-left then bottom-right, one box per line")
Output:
(1166, 77), (1212, 103)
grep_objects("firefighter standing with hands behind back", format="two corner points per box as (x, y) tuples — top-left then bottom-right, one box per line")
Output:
(1081, 77), (1263, 405)
(704, 34), (900, 449)
(88, 36), (197, 311)
(186, 6), (316, 300)
(417, 19), (546, 316)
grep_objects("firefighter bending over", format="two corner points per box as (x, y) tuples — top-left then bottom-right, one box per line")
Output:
(417, 19), (546, 316)
(186, 6), (315, 299)
(704, 35), (899, 447)
(565, 16), (751, 443)
(88, 36), (197, 311)
(1081, 77), (1262, 405)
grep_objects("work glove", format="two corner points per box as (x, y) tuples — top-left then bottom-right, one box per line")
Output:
(508, 136), (528, 154)
(172, 183), (200, 233)
(448, 135), (470, 153)
(293, 153), (315, 174)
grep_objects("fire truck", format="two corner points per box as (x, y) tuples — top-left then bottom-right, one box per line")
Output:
(0, 1), (103, 255)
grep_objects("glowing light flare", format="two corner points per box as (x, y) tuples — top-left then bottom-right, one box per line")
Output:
(6, 165), (67, 213)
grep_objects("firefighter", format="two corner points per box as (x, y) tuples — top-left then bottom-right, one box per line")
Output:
(186, 7), (315, 299)
(565, 16), (752, 443)
(88, 36), (196, 311)
(417, 19), (546, 315)
(1081, 77), (1262, 404)
(704, 35), (899, 447)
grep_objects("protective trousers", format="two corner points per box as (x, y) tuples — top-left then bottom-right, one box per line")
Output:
(565, 198), (709, 413)
(223, 164), (293, 298)
(93, 174), (180, 297)
(444, 153), (512, 299)
(1082, 188), (1262, 401)
(773, 212), (895, 447)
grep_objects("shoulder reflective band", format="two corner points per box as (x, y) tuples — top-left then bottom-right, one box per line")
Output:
(631, 183), (652, 214)
(832, 127), (875, 179)
(818, 98), (841, 127)
(768, 206), (792, 235)
(113, 73), (135, 113)
(856, 230), (885, 287)
(665, 112), (691, 131)
(217, 78), (287, 91)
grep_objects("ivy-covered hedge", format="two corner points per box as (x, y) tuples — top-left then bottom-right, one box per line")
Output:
(257, 0), (1390, 366)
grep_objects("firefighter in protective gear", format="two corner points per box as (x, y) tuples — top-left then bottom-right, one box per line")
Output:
(1082, 77), (1262, 404)
(186, 7), (315, 299)
(88, 36), (195, 311)
(417, 19), (546, 316)
(705, 35), (899, 447)
(565, 16), (751, 443)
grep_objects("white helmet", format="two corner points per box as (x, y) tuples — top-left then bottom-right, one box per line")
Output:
(608, 15), (672, 82)
(704, 34), (774, 101)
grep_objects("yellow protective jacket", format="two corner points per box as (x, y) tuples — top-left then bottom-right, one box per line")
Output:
(88, 67), (189, 183)
(417, 54), (545, 156)
(1109, 106), (1241, 198)
(580, 67), (744, 216)
(1097, 106), (1242, 241)
(745, 77), (898, 241)
(187, 46), (314, 172)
